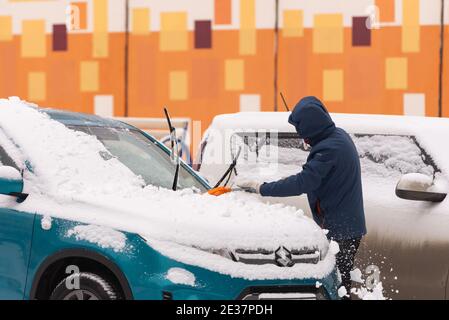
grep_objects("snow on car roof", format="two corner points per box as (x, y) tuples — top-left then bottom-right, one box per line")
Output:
(210, 111), (449, 135)
(0, 98), (333, 279)
(209, 111), (449, 176)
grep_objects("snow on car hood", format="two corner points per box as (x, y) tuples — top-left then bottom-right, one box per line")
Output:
(0, 98), (329, 253)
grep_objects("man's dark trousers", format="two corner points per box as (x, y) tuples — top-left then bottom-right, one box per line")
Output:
(336, 237), (361, 297)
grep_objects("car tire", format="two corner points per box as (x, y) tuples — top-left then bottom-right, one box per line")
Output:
(50, 272), (119, 300)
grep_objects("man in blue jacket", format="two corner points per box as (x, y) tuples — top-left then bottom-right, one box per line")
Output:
(238, 96), (366, 297)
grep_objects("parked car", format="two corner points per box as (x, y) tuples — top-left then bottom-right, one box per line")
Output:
(0, 99), (339, 300)
(196, 111), (449, 300)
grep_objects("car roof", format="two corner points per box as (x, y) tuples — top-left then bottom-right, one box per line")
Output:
(208, 111), (449, 136)
(42, 108), (133, 129)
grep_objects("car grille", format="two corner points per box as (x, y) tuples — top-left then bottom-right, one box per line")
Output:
(233, 247), (320, 266)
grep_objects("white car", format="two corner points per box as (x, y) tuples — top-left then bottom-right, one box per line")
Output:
(196, 112), (449, 300)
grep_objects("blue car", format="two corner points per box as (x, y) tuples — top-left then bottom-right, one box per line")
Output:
(0, 104), (339, 300)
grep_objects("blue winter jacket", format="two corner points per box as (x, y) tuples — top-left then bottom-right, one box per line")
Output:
(259, 96), (367, 240)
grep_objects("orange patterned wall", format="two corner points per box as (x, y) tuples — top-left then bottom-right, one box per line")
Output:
(0, 0), (448, 133)
(278, 26), (447, 117)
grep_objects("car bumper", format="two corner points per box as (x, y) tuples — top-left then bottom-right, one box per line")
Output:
(125, 236), (339, 300)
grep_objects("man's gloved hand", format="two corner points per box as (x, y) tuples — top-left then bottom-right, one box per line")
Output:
(236, 180), (262, 194)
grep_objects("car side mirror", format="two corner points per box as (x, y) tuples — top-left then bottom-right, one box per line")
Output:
(395, 173), (447, 203)
(0, 166), (28, 203)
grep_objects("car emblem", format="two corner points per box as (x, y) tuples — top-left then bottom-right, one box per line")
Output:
(275, 246), (294, 267)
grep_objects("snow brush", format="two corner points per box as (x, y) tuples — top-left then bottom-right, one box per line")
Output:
(207, 186), (252, 196)
(213, 146), (242, 189)
(207, 186), (232, 196)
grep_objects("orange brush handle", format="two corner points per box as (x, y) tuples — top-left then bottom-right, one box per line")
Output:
(207, 186), (232, 196)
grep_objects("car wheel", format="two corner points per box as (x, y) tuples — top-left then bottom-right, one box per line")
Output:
(50, 272), (118, 300)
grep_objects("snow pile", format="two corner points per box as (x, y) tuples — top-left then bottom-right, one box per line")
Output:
(66, 225), (127, 252)
(0, 97), (145, 199)
(0, 166), (21, 180)
(348, 268), (386, 300)
(353, 282), (385, 300)
(395, 172), (448, 194)
(397, 173), (433, 191)
(165, 268), (196, 287)
(41, 215), (52, 230)
(349, 268), (364, 284)
(328, 241), (340, 255)
(63, 187), (329, 252)
(0, 98), (334, 280)
(337, 286), (347, 298)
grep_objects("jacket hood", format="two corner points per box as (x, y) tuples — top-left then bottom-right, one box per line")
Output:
(288, 96), (335, 145)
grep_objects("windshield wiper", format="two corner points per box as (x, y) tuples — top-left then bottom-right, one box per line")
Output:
(213, 146), (242, 188)
(164, 107), (180, 191)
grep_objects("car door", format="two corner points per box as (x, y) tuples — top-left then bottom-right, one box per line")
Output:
(0, 144), (35, 299)
(351, 134), (449, 299)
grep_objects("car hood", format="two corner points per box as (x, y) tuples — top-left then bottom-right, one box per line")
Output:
(19, 187), (330, 253)
(0, 98), (330, 254)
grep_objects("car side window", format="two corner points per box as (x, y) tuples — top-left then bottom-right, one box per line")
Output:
(232, 131), (443, 185)
(0, 145), (18, 170)
(351, 134), (437, 178)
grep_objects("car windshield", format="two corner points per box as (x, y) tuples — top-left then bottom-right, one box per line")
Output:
(230, 132), (308, 183)
(68, 125), (207, 192)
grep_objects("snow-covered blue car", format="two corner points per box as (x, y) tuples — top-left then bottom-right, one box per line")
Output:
(0, 98), (339, 300)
